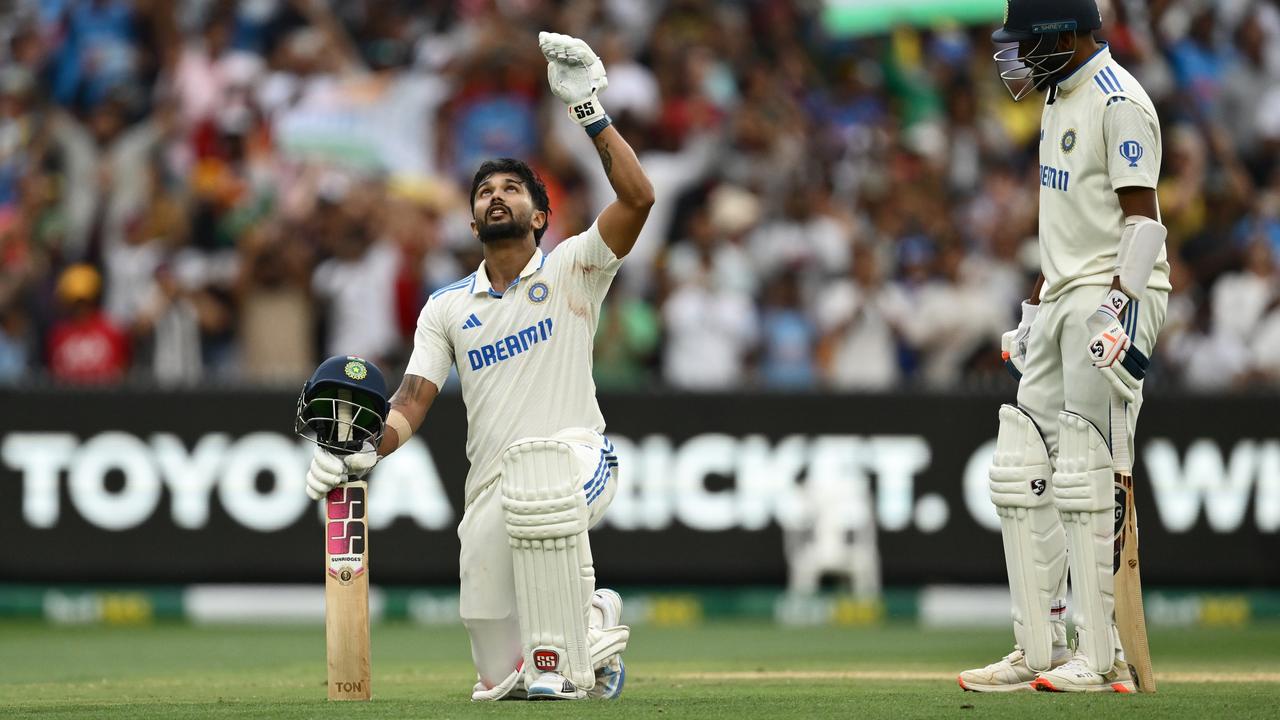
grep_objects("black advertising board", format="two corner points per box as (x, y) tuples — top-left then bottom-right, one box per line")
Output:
(1, 389), (1277, 585)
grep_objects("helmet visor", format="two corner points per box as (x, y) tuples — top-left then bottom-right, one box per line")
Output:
(295, 386), (386, 455)
(993, 31), (1077, 101)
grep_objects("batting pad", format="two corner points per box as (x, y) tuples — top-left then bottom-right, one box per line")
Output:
(1053, 411), (1118, 674)
(502, 439), (596, 690)
(988, 405), (1068, 672)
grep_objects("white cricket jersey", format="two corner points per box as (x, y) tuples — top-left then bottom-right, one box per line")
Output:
(1037, 44), (1171, 302)
(405, 222), (623, 508)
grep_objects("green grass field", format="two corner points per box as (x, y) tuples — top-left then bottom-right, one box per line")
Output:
(2, 620), (1278, 719)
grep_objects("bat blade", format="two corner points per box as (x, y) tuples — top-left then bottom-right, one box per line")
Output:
(325, 479), (371, 700)
(326, 392), (370, 700)
(1114, 473), (1156, 693)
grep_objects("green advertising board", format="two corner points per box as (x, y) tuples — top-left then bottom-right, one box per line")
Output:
(823, 0), (1006, 36)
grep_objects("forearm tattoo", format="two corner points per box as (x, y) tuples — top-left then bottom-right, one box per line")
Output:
(390, 374), (424, 409)
(594, 138), (614, 177)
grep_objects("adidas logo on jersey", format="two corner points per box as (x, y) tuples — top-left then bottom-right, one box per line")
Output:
(461, 313), (483, 330)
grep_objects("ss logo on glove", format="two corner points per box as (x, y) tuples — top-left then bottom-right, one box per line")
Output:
(574, 101), (596, 120)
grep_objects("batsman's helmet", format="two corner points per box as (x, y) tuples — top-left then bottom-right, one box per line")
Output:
(992, 0), (1103, 101)
(294, 355), (390, 455)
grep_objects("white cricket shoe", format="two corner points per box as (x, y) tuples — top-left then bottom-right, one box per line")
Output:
(527, 672), (588, 700)
(958, 646), (1070, 692)
(1031, 653), (1136, 693)
(588, 588), (626, 700)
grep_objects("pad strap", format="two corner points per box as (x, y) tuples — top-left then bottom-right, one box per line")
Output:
(1121, 344), (1150, 381)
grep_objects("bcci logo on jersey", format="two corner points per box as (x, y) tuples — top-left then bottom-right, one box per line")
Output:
(1061, 129), (1078, 154)
(527, 281), (550, 304)
(1120, 140), (1144, 168)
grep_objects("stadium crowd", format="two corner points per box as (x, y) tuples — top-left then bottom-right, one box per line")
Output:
(0, 0), (1278, 392)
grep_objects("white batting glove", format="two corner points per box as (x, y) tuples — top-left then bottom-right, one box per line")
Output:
(539, 31), (609, 129)
(1001, 301), (1039, 381)
(305, 442), (379, 501)
(1085, 289), (1139, 403)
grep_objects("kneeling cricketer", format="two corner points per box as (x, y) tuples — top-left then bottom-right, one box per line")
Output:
(303, 32), (654, 700)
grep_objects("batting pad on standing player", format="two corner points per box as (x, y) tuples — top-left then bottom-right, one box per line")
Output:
(1054, 411), (1120, 673)
(988, 404), (1068, 672)
(502, 439), (597, 691)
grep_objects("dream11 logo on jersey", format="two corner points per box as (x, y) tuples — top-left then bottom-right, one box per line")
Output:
(1120, 140), (1143, 168)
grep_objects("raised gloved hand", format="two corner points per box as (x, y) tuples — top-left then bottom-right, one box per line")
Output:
(305, 442), (379, 501)
(1001, 301), (1039, 381)
(1084, 289), (1149, 403)
(539, 31), (609, 129)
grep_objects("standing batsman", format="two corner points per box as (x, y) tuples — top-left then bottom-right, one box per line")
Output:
(958, 0), (1168, 693)
(303, 32), (653, 700)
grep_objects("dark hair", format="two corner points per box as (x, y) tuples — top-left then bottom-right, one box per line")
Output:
(469, 158), (552, 243)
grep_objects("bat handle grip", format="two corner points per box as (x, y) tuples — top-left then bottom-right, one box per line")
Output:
(1109, 393), (1132, 474)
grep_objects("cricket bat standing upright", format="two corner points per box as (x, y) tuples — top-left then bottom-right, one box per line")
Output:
(1110, 395), (1156, 693)
(325, 395), (372, 700)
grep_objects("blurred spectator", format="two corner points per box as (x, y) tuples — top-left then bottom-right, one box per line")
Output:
(46, 264), (129, 384)
(311, 182), (399, 364)
(48, 0), (144, 112)
(747, 186), (852, 281)
(900, 243), (1008, 389)
(1248, 296), (1280, 383)
(1212, 240), (1275, 344)
(384, 187), (462, 342)
(593, 293), (660, 391)
(1158, 255), (1199, 370)
(0, 303), (29, 381)
(235, 220), (313, 384)
(133, 263), (202, 386)
(666, 195), (758, 297)
(0, 67), (39, 209)
(1167, 303), (1250, 392)
(1167, 3), (1229, 119)
(1159, 124), (1209, 251)
(757, 269), (817, 389)
(817, 244), (908, 390)
(662, 248), (758, 390)
(1219, 6), (1278, 179)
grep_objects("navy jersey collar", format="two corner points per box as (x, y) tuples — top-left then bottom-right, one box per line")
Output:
(1055, 42), (1111, 96)
(472, 248), (546, 297)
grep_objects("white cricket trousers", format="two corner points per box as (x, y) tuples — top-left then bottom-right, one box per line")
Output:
(1017, 284), (1168, 468)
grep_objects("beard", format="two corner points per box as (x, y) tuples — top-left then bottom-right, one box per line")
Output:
(476, 206), (532, 243)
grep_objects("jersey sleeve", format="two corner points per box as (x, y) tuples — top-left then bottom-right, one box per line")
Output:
(1103, 98), (1161, 191)
(551, 220), (624, 304)
(404, 297), (454, 390)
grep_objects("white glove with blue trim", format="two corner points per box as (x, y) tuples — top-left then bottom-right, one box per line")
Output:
(539, 32), (609, 130)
